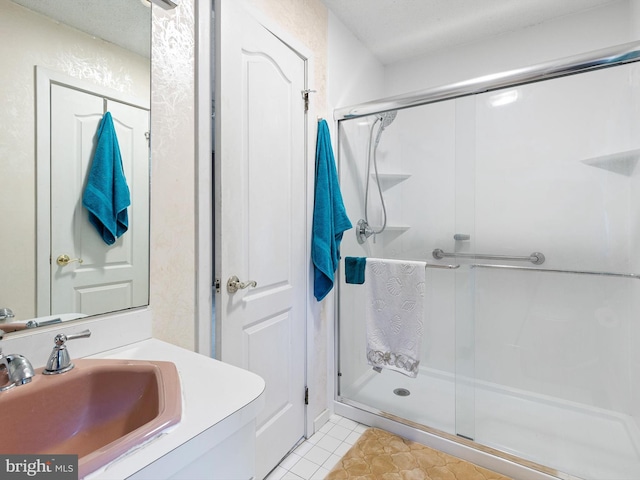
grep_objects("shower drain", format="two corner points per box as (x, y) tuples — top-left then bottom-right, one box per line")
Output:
(393, 388), (411, 397)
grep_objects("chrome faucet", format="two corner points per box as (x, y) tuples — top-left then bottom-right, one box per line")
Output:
(0, 308), (15, 321)
(0, 329), (35, 391)
(43, 329), (91, 375)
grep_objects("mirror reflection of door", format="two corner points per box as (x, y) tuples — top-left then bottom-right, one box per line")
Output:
(49, 82), (149, 316)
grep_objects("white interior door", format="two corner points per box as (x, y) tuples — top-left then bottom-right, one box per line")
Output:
(50, 84), (149, 315)
(217, 2), (307, 478)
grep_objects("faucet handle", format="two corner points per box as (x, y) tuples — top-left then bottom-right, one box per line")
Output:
(0, 308), (14, 321)
(54, 329), (91, 346)
(43, 329), (91, 375)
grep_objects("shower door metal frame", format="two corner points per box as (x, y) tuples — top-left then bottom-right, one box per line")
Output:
(334, 40), (640, 480)
(334, 41), (640, 121)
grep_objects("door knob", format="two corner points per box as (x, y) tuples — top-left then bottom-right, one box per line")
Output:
(227, 276), (257, 293)
(56, 254), (84, 267)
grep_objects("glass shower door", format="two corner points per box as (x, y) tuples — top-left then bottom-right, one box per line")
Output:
(465, 62), (640, 479)
(337, 59), (640, 480)
(337, 101), (462, 437)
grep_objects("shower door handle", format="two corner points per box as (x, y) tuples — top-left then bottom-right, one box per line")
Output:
(227, 275), (257, 294)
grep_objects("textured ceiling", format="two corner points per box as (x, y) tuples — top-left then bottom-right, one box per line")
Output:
(10, 0), (620, 64)
(322, 0), (620, 65)
(11, 0), (151, 58)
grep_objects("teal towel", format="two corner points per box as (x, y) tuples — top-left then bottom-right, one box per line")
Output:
(312, 119), (352, 301)
(82, 112), (130, 245)
(345, 257), (366, 284)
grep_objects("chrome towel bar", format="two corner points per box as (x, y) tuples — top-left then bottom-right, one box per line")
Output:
(397, 259), (639, 279)
(432, 249), (545, 265)
(472, 264), (640, 280)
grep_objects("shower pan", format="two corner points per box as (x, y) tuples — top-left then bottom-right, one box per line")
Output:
(335, 42), (640, 480)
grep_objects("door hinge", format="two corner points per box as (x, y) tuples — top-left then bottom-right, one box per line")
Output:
(214, 278), (221, 293)
(301, 89), (316, 113)
(304, 386), (309, 405)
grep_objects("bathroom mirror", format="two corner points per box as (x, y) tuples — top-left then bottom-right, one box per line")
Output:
(0, 0), (151, 333)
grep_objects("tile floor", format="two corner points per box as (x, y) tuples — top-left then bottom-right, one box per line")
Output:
(265, 414), (368, 480)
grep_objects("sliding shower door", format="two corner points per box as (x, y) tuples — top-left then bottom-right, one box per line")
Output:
(337, 99), (468, 437)
(336, 60), (640, 480)
(468, 63), (640, 480)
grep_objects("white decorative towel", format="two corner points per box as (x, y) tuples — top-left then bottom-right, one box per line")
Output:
(365, 258), (426, 378)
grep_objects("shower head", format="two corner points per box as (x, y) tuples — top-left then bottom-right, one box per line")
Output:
(373, 110), (397, 148)
(378, 110), (397, 129)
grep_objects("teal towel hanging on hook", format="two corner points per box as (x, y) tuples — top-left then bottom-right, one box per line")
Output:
(82, 112), (131, 245)
(312, 119), (352, 301)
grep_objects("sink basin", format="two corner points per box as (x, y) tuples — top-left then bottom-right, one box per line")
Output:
(0, 358), (181, 478)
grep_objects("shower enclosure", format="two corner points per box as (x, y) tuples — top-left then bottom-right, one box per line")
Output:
(335, 42), (640, 480)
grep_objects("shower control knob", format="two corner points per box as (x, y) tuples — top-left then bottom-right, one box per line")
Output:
(227, 276), (257, 294)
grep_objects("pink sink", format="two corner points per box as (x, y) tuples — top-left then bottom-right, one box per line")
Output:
(0, 358), (182, 478)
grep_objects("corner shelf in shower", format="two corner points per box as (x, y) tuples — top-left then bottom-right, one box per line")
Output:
(370, 173), (411, 190)
(367, 225), (410, 234)
(377, 225), (410, 242)
(384, 225), (411, 232)
(581, 148), (640, 177)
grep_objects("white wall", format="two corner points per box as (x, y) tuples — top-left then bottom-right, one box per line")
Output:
(149, 0), (198, 350)
(385, 1), (634, 96)
(327, 11), (386, 119)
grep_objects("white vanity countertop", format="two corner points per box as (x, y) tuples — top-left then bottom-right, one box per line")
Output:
(85, 338), (266, 480)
